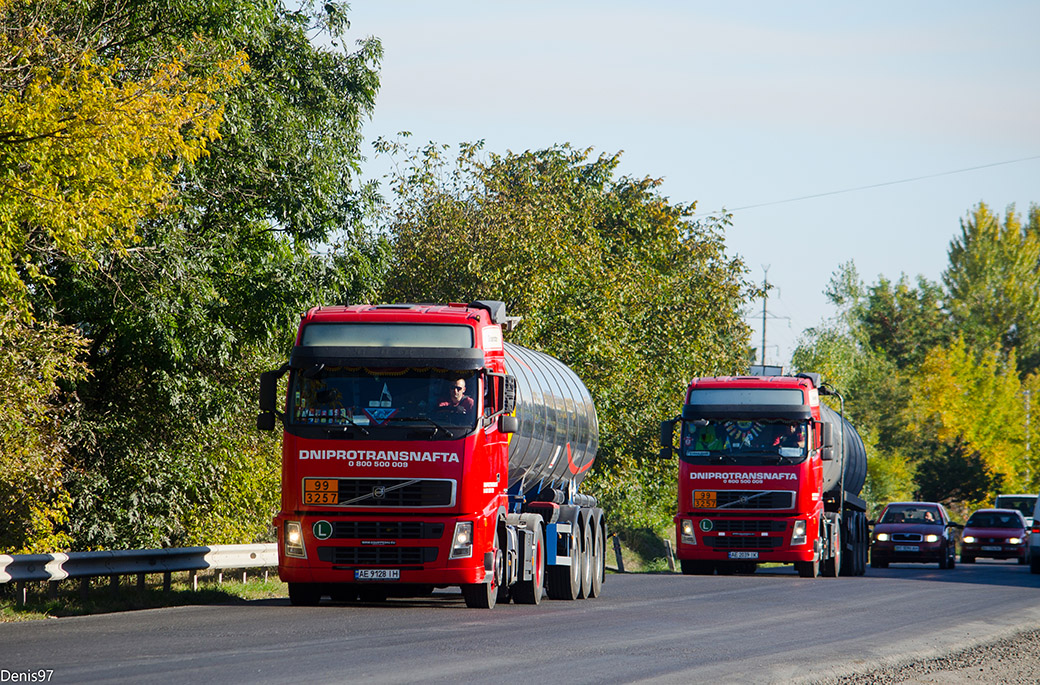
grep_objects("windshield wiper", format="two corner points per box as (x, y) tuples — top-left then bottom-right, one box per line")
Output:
(321, 414), (369, 436)
(707, 454), (738, 463)
(386, 415), (457, 440)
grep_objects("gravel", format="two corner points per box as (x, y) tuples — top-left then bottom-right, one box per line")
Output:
(819, 625), (1040, 684)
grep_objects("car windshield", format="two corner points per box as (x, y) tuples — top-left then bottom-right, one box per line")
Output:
(880, 506), (940, 524)
(966, 512), (1023, 528)
(289, 367), (479, 432)
(994, 496), (1036, 519)
(680, 419), (808, 464)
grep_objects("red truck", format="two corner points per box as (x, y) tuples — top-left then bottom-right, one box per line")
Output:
(258, 300), (605, 607)
(659, 372), (869, 577)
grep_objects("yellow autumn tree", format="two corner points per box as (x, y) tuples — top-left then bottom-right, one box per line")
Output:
(0, 0), (247, 314)
(908, 337), (1028, 493)
(0, 0), (246, 551)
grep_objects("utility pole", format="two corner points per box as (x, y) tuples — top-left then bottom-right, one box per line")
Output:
(760, 266), (769, 366)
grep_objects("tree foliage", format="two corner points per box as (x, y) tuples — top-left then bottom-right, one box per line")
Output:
(376, 139), (756, 530)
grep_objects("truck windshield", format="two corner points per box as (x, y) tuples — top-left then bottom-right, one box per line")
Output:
(680, 420), (807, 464)
(289, 367), (479, 434)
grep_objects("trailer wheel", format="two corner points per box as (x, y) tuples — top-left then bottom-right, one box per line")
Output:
(546, 524), (581, 600)
(512, 520), (544, 605)
(288, 582), (322, 606)
(588, 518), (605, 598)
(578, 516), (594, 599)
(461, 528), (501, 609)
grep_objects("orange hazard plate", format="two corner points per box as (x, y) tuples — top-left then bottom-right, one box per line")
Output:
(303, 478), (339, 505)
(694, 491), (717, 508)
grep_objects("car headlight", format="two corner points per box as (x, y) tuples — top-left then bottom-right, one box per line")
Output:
(449, 521), (474, 559)
(791, 519), (807, 546)
(680, 519), (697, 545)
(962, 535), (976, 544)
(1009, 537), (1023, 545)
(284, 520), (306, 558)
(925, 534), (940, 543)
(875, 532), (890, 542)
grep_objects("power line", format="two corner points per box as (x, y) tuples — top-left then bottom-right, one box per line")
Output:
(693, 154), (1040, 218)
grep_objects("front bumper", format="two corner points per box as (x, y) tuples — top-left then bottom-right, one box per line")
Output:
(870, 540), (944, 564)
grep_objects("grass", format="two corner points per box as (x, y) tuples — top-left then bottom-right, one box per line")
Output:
(0, 569), (287, 622)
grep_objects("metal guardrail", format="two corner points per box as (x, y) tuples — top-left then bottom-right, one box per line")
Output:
(0, 544), (277, 605)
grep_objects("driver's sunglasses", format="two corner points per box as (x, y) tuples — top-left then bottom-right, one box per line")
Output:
(452, 386), (465, 392)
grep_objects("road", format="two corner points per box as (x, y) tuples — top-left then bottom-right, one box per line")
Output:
(3, 560), (1039, 684)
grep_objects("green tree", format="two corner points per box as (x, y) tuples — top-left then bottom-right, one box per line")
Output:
(944, 202), (1040, 375)
(377, 140), (756, 531)
(22, 0), (385, 550)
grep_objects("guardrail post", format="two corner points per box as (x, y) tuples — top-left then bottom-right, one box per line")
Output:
(664, 540), (676, 572)
(109, 574), (119, 593)
(49, 580), (59, 599)
(163, 571), (171, 593)
(241, 569), (247, 584)
(190, 570), (198, 591)
(80, 577), (90, 601)
(16, 580), (26, 606)
(137, 573), (145, 591)
(612, 533), (625, 573)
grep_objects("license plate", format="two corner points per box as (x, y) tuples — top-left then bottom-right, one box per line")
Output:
(894, 545), (919, 552)
(355, 569), (399, 581)
(694, 491), (717, 508)
(728, 551), (759, 559)
(981, 545), (1002, 551)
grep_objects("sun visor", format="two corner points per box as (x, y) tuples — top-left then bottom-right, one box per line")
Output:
(682, 404), (813, 421)
(289, 345), (486, 371)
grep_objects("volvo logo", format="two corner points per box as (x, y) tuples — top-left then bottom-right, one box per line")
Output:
(372, 486), (386, 499)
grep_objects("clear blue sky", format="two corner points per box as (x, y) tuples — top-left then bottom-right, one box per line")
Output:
(343, 1), (1040, 366)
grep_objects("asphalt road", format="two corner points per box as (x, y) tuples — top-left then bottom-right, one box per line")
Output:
(3, 560), (1040, 684)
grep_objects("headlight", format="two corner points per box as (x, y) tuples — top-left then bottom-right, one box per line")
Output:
(791, 519), (807, 546)
(1009, 537), (1023, 545)
(449, 521), (474, 559)
(680, 519), (697, 545)
(962, 535), (976, 544)
(284, 520), (306, 558)
(875, 533), (890, 542)
(924, 534), (940, 543)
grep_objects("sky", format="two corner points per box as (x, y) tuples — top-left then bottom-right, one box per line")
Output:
(341, 1), (1040, 366)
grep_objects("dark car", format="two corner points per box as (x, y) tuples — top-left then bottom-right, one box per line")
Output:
(870, 501), (957, 569)
(960, 508), (1029, 564)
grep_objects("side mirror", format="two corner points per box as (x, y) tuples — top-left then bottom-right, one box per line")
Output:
(659, 419), (678, 459)
(257, 411), (276, 432)
(259, 370), (280, 413)
(501, 375), (517, 414)
(819, 421), (834, 461)
(498, 415), (518, 434)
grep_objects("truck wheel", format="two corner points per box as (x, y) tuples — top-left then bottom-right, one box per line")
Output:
(1031, 555), (1040, 574)
(288, 582), (322, 606)
(824, 527), (841, 577)
(961, 554), (974, 564)
(680, 560), (715, 575)
(588, 518), (605, 598)
(512, 520), (545, 605)
(578, 516), (594, 599)
(546, 524), (581, 600)
(795, 559), (819, 578)
(461, 528), (501, 609)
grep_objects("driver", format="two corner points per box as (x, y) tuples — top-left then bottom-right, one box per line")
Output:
(438, 378), (474, 415)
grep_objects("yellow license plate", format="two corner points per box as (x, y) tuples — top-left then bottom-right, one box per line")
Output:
(304, 479), (339, 505)
(694, 490), (717, 508)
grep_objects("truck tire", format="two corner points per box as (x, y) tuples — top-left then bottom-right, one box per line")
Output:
(578, 515), (594, 599)
(824, 526), (841, 577)
(288, 582), (322, 606)
(1031, 555), (1040, 574)
(588, 517), (605, 598)
(680, 560), (715, 575)
(512, 519), (544, 605)
(461, 529), (501, 609)
(795, 559), (819, 578)
(546, 525), (581, 600)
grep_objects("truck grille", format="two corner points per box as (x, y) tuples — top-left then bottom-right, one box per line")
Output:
(706, 519), (788, 533)
(332, 479), (456, 507)
(707, 536), (784, 550)
(317, 546), (438, 565)
(331, 521), (444, 540)
(709, 491), (795, 510)
(892, 533), (923, 542)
